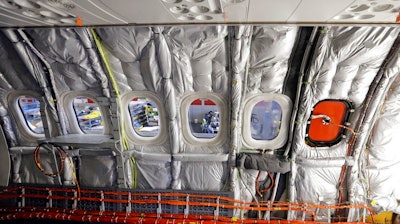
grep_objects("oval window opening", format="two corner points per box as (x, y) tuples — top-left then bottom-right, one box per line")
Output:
(18, 96), (44, 134)
(129, 97), (159, 137)
(250, 100), (282, 140)
(189, 99), (219, 139)
(73, 97), (104, 134)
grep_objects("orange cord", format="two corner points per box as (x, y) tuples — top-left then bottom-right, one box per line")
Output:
(34, 143), (64, 177)
(34, 143), (80, 200)
(255, 171), (275, 197)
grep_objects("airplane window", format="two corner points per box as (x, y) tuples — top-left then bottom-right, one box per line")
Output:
(188, 99), (219, 139)
(17, 96), (44, 134)
(242, 94), (291, 149)
(128, 97), (159, 137)
(72, 97), (104, 134)
(250, 100), (282, 140)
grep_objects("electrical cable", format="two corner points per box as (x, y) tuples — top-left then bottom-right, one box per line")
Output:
(255, 171), (275, 197)
(34, 143), (64, 177)
(34, 142), (80, 199)
(310, 114), (356, 135)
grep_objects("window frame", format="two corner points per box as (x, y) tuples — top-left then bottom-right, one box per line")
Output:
(7, 91), (45, 140)
(242, 93), (292, 150)
(180, 93), (227, 146)
(121, 91), (167, 145)
(62, 91), (111, 135)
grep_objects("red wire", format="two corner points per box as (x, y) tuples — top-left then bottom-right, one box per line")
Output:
(255, 171), (275, 197)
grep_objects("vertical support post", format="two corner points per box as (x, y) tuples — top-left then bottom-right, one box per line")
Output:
(126, 192), (132, 214)
(157, 193), (162, 218)
(214, 196), (220, 221)
(19, 187), (25, 207)
(100, 190), (105, 212)
(72, 191), (77, 209)
(47, 189), (53, 208)
(184, 194), (190, 218)
(110, 98), (127, 188)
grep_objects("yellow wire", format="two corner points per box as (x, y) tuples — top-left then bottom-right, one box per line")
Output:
(90, 28), (137, 188)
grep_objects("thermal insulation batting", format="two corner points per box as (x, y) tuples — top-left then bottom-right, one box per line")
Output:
(0, 31), (43, 146)
(136, 159), (171, 189)
(365, 75), (400, 214)
(291, 26), (400, 205)
(79, 149), (117, 188)
(180, 161), (229, 191)
(11, 149), (74, 185)
(96, 26), (230, 190)
(293, 26), (400, 159)
(163, 26), (228, 95)
(24, 29), (109, 95)
(247, 26), (298, 94)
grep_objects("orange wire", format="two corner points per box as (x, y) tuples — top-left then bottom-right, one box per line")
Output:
(33, 143), (64, 177)
(33, 143), (80, 200)
(255, 171), (275, 197)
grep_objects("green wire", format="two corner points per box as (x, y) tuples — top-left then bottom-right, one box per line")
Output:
(90, 28), (137, 188)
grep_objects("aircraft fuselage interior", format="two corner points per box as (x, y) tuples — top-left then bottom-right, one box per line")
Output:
(1, 0), (400, 223)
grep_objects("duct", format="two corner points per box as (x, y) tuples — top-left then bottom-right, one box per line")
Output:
(236, 153), (290, 173)
(79, 149), (117, 188)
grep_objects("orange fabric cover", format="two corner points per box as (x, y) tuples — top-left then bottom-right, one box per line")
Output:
(308, 100), (348, 142)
